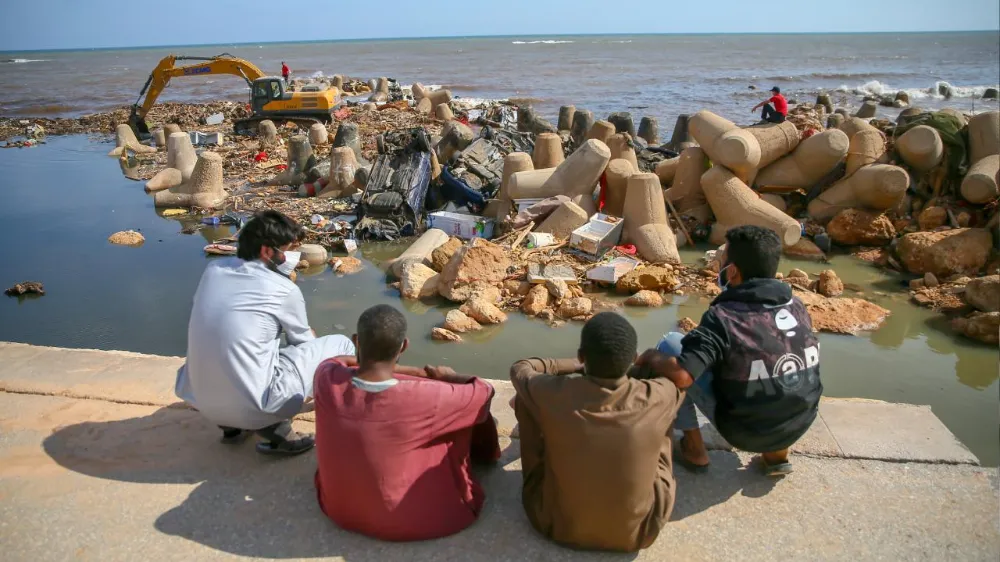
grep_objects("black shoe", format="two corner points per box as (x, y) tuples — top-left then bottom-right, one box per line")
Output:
(255, 434), (315, 456)
(220, 428), (250, 444)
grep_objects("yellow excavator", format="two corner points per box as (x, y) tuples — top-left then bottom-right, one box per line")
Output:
(128, 53), (340, 137)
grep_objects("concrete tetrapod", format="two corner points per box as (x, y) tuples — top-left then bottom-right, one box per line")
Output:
(838, 117), (877, 141)
(387, 228), (450, 277)
(506, 139), (610, 201)
(667, 114), (695, 152)
(308, 123), (328, 146)
(517, 106), (557, 134)
(109, 124), (156, 157)
(827, 113), (845, 129)
(968, 111), (1000, 163)
(332, 122), (366, 165)
(424, 89), (453, 110)
(557, 105), (576, 131)
(536, 200), (590, 239)
(746, 121), (800, 170)
(437, 121), (475, 164)
(152, 129), (166, 148)
(587, 120), (616, 145)
(807, 164), (909, 222)
(961, 155), (1000, 204)
(603, 158), (636, 217)
(608, 133), (639, 169)
(331, 75), (345, 91)
(415, 97), (433, 115)
(258, 120), (278, 144)
(499, 152), (533, 203)
(532, 133), (564, 169)
(755, 129), (850, 189)
(145, 132), (197, 192)
(638, 117), (659, 145)
(846, 128), (886, 177)
(163, 123), (182, 137)
(688, 111), (761, 183)
(153, 152), (226, 209)
(608, 112), (636, 139)
(320, 147), (361, 199)
(269, 135), (315, 186)
(655, 157), (679, 185)
(411, 82), (426, 101)
(896, 125), (944, 172)
(622, 173), (681, 264)
(855, 100), (877, 118)
(570, 110), (594, 148)
(664, 147), (709, 214)
(702, 166), (801, 247)
(435, 104), (455, 122)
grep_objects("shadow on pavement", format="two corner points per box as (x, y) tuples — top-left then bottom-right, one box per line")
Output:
(671, 451), (779, 521)
(41, 405), (639, 561)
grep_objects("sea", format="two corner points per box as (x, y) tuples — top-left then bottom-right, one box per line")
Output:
(2, 32), (999, 125)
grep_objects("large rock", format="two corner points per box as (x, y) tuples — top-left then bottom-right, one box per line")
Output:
(430, 237), (464, 272)
(615, 266), (678, 294)
(460, 297), (508, 324)
(438, 239), (511, 302)
(794, 290), (891, 335)
(625, 290), (664, 307)
(399, 261), (440, 299)
(952, 312), (999, 345)
(431, 328), (463, 342)
(964, 275), (1000, 312)
(817, 270), (844, 297)
(896, 229), (992, 277)
(826, 209), (896, 246)
(783, 238), (827, 261)
(443, 309), (482, 333)
(545, 279), (571, 301)
(557, 297), (593, 319)
(917, 206), (948, 231)
(521, 284), (551, 316)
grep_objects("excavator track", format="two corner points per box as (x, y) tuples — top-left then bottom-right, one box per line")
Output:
(233, 115), (327, 136)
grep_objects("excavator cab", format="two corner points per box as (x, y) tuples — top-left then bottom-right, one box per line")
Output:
(251, 78), (290, 114)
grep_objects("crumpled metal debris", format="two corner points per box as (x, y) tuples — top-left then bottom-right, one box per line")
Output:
(355, 128), (433, 240)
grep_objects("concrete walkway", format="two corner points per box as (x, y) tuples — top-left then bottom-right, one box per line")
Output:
(0, 342), (997, 561)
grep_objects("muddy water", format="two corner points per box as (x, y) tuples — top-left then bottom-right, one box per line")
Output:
(0, 136), (996, 465)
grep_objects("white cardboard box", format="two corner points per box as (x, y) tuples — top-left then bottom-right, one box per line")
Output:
(570, 213), (624, 257)
(426, 211), (495, 240)
(586, 257), (640, 283)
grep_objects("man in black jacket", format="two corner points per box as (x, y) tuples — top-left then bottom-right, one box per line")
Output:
(636, 225), (822, 476)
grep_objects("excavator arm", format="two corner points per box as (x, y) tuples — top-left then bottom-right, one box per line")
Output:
(128, 54), (265, 136)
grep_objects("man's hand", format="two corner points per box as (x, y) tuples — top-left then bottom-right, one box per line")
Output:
(333, 355), (358, 367)
(635, 349), (670, 373)
(634, 349), (694, 389)
(424, 365), (458, 380)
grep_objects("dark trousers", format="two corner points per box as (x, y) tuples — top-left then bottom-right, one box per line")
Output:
(762, 104), (786, 123)
(220, 420), (294, 443)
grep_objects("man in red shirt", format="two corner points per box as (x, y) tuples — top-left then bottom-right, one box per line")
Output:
(281, 61), (290, 85)
(313, 304), (501, 541)
(753, 86), (788, 123)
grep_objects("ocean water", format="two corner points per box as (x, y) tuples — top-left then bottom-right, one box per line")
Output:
(2, 32), (998, 126)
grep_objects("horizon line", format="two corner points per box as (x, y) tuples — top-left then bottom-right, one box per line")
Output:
(2, 29), (998, 54)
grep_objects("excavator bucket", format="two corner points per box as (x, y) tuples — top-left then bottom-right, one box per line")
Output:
(128, 105), (151, 140)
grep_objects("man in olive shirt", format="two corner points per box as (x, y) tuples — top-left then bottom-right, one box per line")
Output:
(509, 312), (684, 552)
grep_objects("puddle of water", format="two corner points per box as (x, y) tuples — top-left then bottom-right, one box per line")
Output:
(0, 136), (996, 466)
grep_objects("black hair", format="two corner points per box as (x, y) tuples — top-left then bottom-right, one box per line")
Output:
(771, 86), (781, 93)
(357, 304), (407, 363)
(236, 210), (304, 261)
(579, 312), (638, 378)
(724, 225), (782, 280)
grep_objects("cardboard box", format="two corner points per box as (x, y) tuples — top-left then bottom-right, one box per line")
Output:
(586, 257), (640, 283)
(570, 213), (624, 257)
(426, 211), (495, 240)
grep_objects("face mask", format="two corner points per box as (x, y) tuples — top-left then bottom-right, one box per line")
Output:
(717, 263), (731, 291)
(268, 249), (300, 277)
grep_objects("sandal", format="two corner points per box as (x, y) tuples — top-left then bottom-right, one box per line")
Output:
(255, 434), (315, 456)
(761, 458), (794, 477)
(673, 437), (710, 473)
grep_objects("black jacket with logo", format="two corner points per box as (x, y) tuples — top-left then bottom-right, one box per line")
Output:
(677, 278), (822, 452)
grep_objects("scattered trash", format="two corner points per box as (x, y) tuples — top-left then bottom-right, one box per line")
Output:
(355, 129), (433, 240)
(527, 263), (578, 284)
(569, 214), (624, 258)
(189, 131), (224, 146)
(526, 232), (557, 248)
(427, 211), (495, 240)
(5, 281), (44, 297)
(204, 244), (237, 255)
(586, 257), (640, 283)
(204, 112), (225, 126)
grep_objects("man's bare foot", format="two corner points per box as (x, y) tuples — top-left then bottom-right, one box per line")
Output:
(761, 449), (790, 466)
(679, 428), (711, 469)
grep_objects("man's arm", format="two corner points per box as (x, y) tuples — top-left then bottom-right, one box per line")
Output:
(637, 309), (730, 389)
(509, 358), (583, 386)
(277, 290), (314, 345)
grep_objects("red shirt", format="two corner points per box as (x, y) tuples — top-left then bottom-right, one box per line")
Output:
(281, 64), (290, 76)
(769, 94), (788, 115)
(313, 360), (497, 541)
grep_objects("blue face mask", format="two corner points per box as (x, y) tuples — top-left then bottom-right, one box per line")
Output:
(717, 263), (732, 291)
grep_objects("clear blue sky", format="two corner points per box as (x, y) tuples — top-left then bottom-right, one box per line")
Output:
(2, 0), (998, 51)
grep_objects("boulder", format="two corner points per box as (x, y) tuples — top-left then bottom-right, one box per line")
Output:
(432, 328), (463, 342)
(546, 279), (571, 301)
(615, 266), (678, 294)
(784, 238), (827, 261)
(625, 290), (664, 307)
(439, 239), (511, 302)
(677, 317), (698, 333)
(460, 297), (508, 324)
(467, 283), (502, 304)
(443, 309), (482, 333)
(794, 290), (891, 335)
(399, 261), (440, 299)
(558, 297), (593, 319)
(788, 268), (809, 279)
(917, 206), (948, 231)
(430, 237), (463, 272)
(964, 275), (1000, 312)
(826, 209), (896, 246)
(299, 244), (327, 266)
(897, 229), (992, 277)
(521, 284), (551, 316)
(817, 270), (844, 297)
(952, 312), (999, 345)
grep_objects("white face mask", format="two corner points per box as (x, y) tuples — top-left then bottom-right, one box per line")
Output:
(276, 250), (300, 276)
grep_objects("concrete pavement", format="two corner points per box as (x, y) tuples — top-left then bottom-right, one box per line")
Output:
(0, 342), (997, 561)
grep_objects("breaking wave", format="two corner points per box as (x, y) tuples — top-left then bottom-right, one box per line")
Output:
(511, 40), (574, 45)
(3, 58), (49, 64)
(835, 80), (999, 100)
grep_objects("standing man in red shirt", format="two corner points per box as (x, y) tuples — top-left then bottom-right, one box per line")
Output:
(312, 304), (501, 541)
(281, 61), (290, 85)
(753, 86), (788, 123)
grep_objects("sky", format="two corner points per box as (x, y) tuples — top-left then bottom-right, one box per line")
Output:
(1, 0), (998, 51)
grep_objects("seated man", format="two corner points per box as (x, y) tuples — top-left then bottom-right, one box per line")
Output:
(637, 225), (822, 476)
(313, 304), (501, 542)
(752, 86), (788, 124)
(175, 210), (354, 456)
(510, 312), (684, 552)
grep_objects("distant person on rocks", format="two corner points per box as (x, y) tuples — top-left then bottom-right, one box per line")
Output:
(175, 210), (355, 456)
(753, 86), (788, 123)
(509, 312), (683, 552)
(313, 304), (501, 541)
(635, 225), (822, 477)
(281, 61), (290, 85)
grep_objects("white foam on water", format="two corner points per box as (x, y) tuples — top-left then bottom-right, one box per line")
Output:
(835, 80), (999, 100)
(511, 40), (575, 45)
(452, 97), (508, 108)
(6, 58), (49, 64)
(311, 70), (324, 78)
